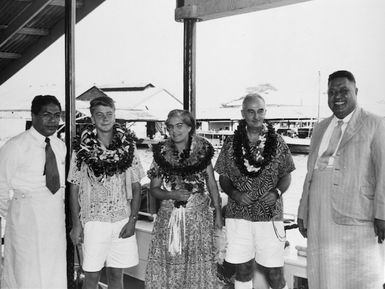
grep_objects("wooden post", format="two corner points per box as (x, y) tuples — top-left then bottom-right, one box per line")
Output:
(183, 19), (196, 118)
(65, 0), (76, 287)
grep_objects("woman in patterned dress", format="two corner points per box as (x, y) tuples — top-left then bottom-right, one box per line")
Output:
(145, 109), (223, 289)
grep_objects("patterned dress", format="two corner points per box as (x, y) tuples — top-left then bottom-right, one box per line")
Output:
(145, 136), (220, 289)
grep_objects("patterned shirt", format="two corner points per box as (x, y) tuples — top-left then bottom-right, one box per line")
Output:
(68, 149), (144, 225)
(215, 134), (295, 222)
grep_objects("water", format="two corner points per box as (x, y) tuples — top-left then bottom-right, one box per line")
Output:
(137, 148), (308, 217)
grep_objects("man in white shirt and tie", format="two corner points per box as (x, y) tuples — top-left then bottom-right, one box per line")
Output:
(0, 95), (67, 289)
(297, 70), (385, 289)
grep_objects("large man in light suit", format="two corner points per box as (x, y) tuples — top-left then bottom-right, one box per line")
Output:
(297, 70), (385, 289)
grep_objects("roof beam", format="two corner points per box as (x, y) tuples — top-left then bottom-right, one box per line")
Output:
(0, 52), (22, 59)
(0, 25), (49, 36)
(0, 0), (106, 86)
(175, 0), (311, 21)
(49, 0), (84, 8)
(0, 0), (52, 49)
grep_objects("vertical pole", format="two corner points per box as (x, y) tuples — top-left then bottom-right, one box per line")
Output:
(183, 19), (196, 118)
(65, 0), (76, 287)
(317, 70), (321, 123)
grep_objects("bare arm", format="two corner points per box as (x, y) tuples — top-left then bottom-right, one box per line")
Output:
(69, 183), (83, 245)
(120, 181), (141, 238)
(206, 164), (223, 229)
(260, 173), (292, 206)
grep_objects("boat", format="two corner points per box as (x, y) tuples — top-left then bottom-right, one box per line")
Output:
(282, 136), (310, 154)
(196, 130), (233, 149)
(197, 129), (310, 154)
(297, 126), (313, 139)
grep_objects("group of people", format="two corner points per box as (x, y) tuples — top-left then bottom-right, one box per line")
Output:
(0, 69), (384, 289)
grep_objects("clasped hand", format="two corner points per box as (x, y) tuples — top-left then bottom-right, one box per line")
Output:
(171, 189), (191, 202)
(234, 190), (278, 206)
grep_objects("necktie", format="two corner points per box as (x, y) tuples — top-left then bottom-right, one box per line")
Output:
(44, 137), (60, 194)
(317, 120), (344, 169)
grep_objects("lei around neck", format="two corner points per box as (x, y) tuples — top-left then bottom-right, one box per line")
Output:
(74, 123), (136, 178)
(233, 120), (277, 177)
(151, 135), (214, 179)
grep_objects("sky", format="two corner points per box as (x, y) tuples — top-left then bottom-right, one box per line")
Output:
(0, 0), (384, 113)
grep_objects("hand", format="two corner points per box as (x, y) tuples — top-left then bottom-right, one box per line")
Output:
(70, 224), (83, 245)
(260, 190), (278, 207)
(297, 218), (307, 238)
(233, 191), (256, 206)
(119, 219), (136, 239)
(374, 218), (385, 244)
(171, 189), (191, 202)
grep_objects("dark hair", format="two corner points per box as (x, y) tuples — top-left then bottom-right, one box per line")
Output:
(166, 109), (196, 136)
(328, 70), (356, 84)
(31, 95), (61, 115)
(90, 96), (115, 115)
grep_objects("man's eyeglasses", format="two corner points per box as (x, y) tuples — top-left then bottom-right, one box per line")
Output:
(38, 112), (62, 120)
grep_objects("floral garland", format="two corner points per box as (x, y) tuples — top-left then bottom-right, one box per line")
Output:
(73, 123), (136, 178)
(233, 120), (278, 177)
(151, 136), (214, 181)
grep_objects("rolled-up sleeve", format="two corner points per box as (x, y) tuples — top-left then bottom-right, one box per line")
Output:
(214, 137), (231, 178)
(67, 152), (81, 185)
(129, 149), (145, 183)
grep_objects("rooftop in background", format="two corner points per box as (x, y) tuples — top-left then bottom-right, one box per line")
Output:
(196, 104), (330, 121)
(76, 83), (183, 121)
(0, 0), (105, 86)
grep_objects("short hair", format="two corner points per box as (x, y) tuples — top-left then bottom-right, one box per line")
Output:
(328, 70), (356, 84)
(31, 95), (61, 115)
(166, 109), (196, 136)
(242, 93), (265, 110)
(89, 96), (115, 115)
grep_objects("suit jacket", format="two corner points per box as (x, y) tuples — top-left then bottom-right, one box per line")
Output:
(298, 107), (385, 227)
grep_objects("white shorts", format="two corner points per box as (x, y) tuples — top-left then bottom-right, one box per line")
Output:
(82, 218), (139, 272)
(225, 219), (286, 267)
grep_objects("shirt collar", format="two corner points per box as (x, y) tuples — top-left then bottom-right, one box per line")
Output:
(333, 107), (356, 124)
(29, 126), (49, 143)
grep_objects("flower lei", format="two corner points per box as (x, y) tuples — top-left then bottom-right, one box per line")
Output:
(151, 136), (214, 181)
(233, 120), (277, 177)
(74, 123), (136, 178)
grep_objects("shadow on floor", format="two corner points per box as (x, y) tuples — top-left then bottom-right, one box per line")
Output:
(100, 269), (144, 289)
(123, 275), (145, 289)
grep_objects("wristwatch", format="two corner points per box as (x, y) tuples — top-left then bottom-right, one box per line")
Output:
(275, 188), (282, 198)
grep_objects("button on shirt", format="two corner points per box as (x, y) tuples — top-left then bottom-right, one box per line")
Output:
(316, 110), (354, 169)
(0, 127), (66, 217)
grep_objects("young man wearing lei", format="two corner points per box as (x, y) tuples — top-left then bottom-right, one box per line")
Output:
(215, 93), (295, 289)
(68, 96), (144, 289)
